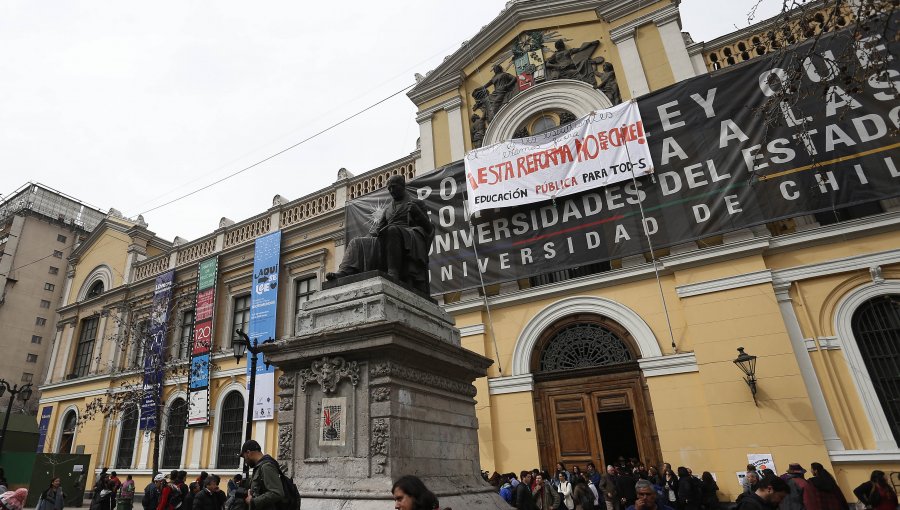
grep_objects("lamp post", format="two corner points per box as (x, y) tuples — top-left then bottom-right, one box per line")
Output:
(233, 330), (261, 475)
(733, 346), (758, 405)
(0, 380), (33, 457)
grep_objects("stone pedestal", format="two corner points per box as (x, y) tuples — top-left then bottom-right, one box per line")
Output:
(260, 276), (507, 510)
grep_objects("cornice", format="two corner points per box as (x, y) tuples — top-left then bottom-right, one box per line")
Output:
(595, 0), (662, 23)
(415, 96), (464, 123)
(771, 248), (900, 286)
(609, 3), (680, 43)
(676, 269), (773, 298)
(407, 0), (605, 105)
(638, 352), (698, 377)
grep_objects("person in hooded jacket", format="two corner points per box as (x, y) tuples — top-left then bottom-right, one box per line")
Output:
(802, 463), (846, 510)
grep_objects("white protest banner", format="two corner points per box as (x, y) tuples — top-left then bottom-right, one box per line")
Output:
(464, 100), (653, 213)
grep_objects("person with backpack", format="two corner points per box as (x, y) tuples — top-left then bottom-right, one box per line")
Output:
(238, 440), (288, 510)
(779, 464), (809, 510)
(157, 472), (185, 510)
(143, 475), (164, 510)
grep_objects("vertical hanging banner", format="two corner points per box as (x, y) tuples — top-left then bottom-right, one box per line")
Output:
(248, 231), (281, 421)
(36, 406), (53, 452)
(464, 100), (653, 213)
(141, 269), (175, 430)
(188, 257), (218, 426)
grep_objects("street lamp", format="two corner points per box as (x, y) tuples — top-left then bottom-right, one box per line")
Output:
(733, 346), (758, 405)
(233, 330), (265, 475)
(0, 380), (33, 457)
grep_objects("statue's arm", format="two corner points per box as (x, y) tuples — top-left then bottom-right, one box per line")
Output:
(410, 200), (434, 236)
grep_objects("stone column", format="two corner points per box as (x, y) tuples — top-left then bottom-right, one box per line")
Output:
(609, 29), (650, 97)
(416, 113), (436, 175)
(654, 11), (695, 82)
(773, 283), (845, 451)
(444, 96), (466, 161)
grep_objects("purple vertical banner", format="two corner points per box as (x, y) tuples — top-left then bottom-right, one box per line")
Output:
(248, 231), (280, 421)
(141, 269), (175, 430)
(36, 406), (53, 452)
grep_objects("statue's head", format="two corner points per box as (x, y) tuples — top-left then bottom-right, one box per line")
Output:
(387, 175), (407, 200)
(603, 62), (614, 72)
(492, 64), (503, 74)
(555, 39), (566, 50)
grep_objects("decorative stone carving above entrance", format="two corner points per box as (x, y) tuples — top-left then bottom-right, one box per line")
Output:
(297, 356), (359, 393)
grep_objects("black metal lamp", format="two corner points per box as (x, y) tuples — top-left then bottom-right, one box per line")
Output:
(233, 330), (249, 362)
(733, 346), (758, 405)
(18, 385), (32, 403)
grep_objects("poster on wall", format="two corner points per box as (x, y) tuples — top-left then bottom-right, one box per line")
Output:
(319, 397), (347, 447)
(248, 231), (281, 421)
(188, 257), (218, 426)
(748, 453), (777, 474)
(141, 269), (175, 430)
(36, 406), (53, 452)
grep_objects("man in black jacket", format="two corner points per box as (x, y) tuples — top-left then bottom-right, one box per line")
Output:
(515, 472), (536, 510)
(736, 475), (789, 509)
(239, 440), (285, 510)
(142, 474), (164, 510)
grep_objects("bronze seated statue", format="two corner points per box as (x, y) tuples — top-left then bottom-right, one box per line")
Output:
(326, 175), (435, 295)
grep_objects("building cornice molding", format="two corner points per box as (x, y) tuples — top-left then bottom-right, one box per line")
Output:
(828, 449), (900, 463)
(768, 211), (900, 252)
(415, 95), (465, 123)
(595, 0), (665, 23)
(676, 269), (773, 298)
(804, 336), (841, 352)
(487, 373), (534, 395)
(609, 3), (679, 43)
(459, 324), (486, 337)
(772, 248), (900, 286)
(638, 352), (699, 377)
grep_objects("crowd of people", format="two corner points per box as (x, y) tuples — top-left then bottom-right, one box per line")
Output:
(481, 458), (900, 510)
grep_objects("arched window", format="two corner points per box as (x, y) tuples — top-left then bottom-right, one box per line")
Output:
(115, 407), (139, 469)
(851, 294), (900, 444)
(58, 410), (77, 453)
(87, 281), (104, 298)
(538, 320), (634, 373)
(217, 392), (245, 468)
(162, 398), (188, 469)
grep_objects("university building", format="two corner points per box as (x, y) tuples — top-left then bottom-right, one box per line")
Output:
(38, 0), (899, 501)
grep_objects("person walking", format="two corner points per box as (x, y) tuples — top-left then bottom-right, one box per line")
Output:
(779, 463), (809, 510)
(38, 478), (66, 510)
(118, 475), (135, 510)
(699, 473), (718, 510)
(192, 476), (222, 510)
(391, 475), (439, 510)
(804, 462), (846, 510)
(559, 473), (575, 510)
(626, 479), (674, 510)
(238, 440), (285, 510)
(599, 466), (619, 510)
(533, 473), (561, 510)
(142, 475), (164, 510)
(675, 467), (700, 510)
(736, 475), (789, 510)
(853, 470), (898, 510)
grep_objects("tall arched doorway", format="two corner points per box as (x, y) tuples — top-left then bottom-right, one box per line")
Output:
(532, 314), (661, 471)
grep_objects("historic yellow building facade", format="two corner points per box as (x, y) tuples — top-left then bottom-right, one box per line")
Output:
(39, 0), (899, 502)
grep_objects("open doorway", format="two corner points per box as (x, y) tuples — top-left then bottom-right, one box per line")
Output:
(597, 409), (639, 464)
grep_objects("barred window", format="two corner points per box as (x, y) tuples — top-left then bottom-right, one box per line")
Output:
(73, 317), (98, 376)
(162, 398), (188, 468)
(216, 392), (245, 468)
(114, 407), (139, 468)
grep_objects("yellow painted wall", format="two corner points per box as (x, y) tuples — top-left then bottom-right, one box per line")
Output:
(67, 228), (131, 305)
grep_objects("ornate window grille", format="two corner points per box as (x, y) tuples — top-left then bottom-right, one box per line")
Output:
(217, 392), (245, 468)
(539, 323), (632, 372)
(162, 398), (188, 469)
(115, 407), (139, 469)
(852, 294), (900, 444)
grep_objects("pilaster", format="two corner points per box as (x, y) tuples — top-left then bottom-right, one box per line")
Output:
(416, 113), (436, 175)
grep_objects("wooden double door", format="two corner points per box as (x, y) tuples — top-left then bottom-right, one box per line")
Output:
(534, 369), (661, 471)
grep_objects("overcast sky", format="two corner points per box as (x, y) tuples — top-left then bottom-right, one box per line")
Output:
(0, 0), (785, 242)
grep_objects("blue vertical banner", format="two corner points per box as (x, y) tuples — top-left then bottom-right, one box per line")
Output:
(141, 269), (175, 430)
(248, 231), (280, 421)
(36, 406), (53, 452)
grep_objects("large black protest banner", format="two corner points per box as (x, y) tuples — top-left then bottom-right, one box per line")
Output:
(347, 14), (899, 295)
